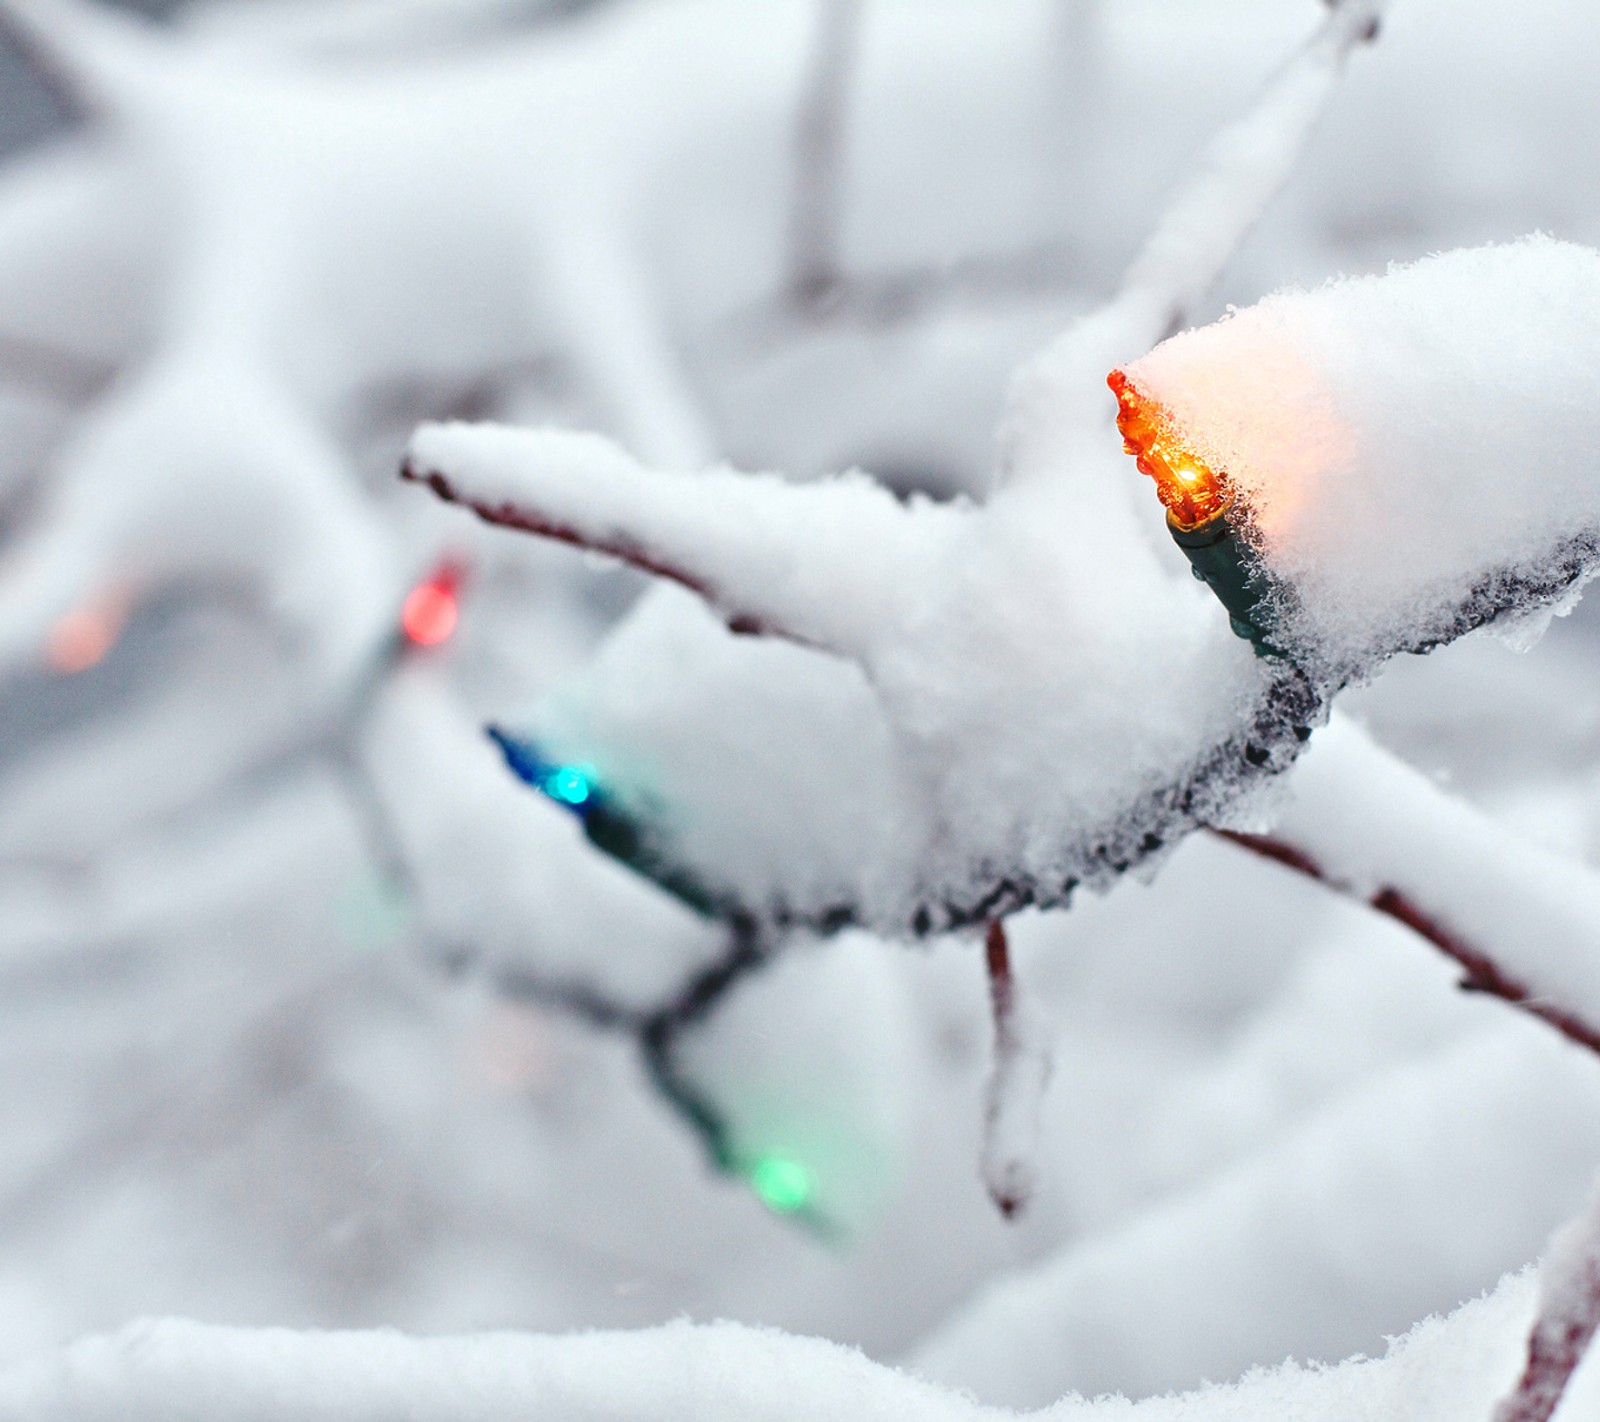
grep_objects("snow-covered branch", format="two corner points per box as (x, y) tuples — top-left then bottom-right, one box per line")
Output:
(5, 0), (1599, 1413)
(1109, 0), (1382, 342)
(910, 1022), (1600, 1406)
(403, 425), (940, 653)
(998, 0), (1384, 491)
(1112, 237), (1600, 681)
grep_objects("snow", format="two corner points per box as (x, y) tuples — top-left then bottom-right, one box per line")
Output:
(2, 1269), (1597, 1420)
(406, 416), (1300, 932)
(1, 1316), (1013, 1422)
(360, 666), (727, 1014)
(1497, 1179), (1600, 1422)
(671, 931), (918, 1238)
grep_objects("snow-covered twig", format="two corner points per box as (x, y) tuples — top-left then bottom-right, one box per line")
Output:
(1494, 1179), (1600, 1422)
(1111, 237), (1600, 680)
(981, 920), (1052, 1220)
(909, 1023), (1600, 1406)
(1112, 0), (1382, 340)
(402, 426), (941, 654)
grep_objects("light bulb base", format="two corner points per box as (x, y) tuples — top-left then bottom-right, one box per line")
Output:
(1167, 509), (1280, 656)
(487, 725), (723, 918)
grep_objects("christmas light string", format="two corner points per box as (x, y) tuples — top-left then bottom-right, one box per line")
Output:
(336, 567), (833, 1226)
(479, 723), (837, 1226)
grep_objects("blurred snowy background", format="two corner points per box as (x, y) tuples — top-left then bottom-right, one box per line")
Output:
(3, 0), (1600, 1414)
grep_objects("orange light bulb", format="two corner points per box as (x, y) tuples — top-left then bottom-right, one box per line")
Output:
(1107, 369), (1229, 530)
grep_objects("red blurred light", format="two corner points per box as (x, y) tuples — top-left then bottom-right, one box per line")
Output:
(402, 578), (459, 647)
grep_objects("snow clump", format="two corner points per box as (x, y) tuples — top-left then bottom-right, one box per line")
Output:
(1118, 237), (1600, 680)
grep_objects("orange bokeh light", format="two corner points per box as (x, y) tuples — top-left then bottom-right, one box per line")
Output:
(1107, 369), (1229, 530)
(401, 567), (461, 647)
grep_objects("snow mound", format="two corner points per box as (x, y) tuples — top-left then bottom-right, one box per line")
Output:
(0, 1271), (1577, 1421)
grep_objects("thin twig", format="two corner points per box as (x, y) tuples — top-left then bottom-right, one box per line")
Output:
(400, 461), (796, 643)
(1213, 829), (1600, 1058)
(981, 917), (1049, 1220)
(986, 917), (1014, 1030)
(1218, 819), (1600, 1422)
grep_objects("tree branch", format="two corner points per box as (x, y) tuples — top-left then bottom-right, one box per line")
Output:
(402, 421), (947, 657)
(999, 0), (1385, 490)
(401, 460), (783, 640)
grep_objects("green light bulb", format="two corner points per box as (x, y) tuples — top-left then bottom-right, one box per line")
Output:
(750, 1156), (812, 1214)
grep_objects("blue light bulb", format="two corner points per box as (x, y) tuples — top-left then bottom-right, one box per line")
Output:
(544, 765), (593, 806)
(487, 726), (602, 818)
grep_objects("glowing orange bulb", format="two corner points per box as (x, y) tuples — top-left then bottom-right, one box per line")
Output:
(46, 598), (126, 675)
(1107, 369), (1229, 530)
(402, 565), (462, 647)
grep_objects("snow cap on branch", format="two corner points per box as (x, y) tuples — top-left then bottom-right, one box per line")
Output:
(1114, 237), (1600, 678)
(404, 422), (954, 657)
